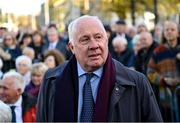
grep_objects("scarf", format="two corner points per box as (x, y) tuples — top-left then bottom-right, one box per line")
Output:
(54, 53), (116, 121)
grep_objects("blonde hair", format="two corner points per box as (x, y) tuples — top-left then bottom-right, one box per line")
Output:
(31, 62), (48, 76)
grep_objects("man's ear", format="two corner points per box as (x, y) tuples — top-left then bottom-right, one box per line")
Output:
(17, 88), (22, 95)
(68, 42), (75, 54)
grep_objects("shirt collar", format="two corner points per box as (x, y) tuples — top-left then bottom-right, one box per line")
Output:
(77, 61), (103, 78)
(116, 33), (126, 38)
(50, 41), (58, 46)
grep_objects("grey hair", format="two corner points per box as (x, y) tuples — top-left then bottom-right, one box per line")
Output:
(68, 15), (106, 44)
(15, 55), (32, 69)
(0, 100), (12, 122)
(3, 71), (25, 92)
(112, 36), (128, 46)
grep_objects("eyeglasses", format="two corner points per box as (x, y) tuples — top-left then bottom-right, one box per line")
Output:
(4, 38), (12, 41)
(18, 63), (28, 67)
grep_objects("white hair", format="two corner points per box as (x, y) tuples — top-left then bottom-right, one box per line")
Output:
(68, 15), (106, 43)
(0, 58), (3, 69)
(22, 47), (35, 55)
(0, 100), (12, 122)
(112, 36), (128, 46)
(3, 71), (25, 92)
(15, 55), (32, 69)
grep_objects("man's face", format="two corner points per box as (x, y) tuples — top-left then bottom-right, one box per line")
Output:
(113, 42), (126, 54)
(47, 28), (59, 43)
(139, 33), (152, 49)
(2, 77), (21, 104)
(164, 22), (178, 42)
(115, 24), (126, 34)
(69, 18), (108, 72)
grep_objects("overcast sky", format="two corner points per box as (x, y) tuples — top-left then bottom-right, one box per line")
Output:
(0, 0), (45, 15)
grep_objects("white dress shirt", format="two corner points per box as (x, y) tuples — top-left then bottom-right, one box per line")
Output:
(48, 41), (58, 50)
(9, 96), (23, 123)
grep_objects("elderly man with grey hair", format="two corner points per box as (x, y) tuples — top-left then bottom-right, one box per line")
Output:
(112, 36), (135, 68)
(135, 31), (159, 75)
(37, 15), (162, 122)
(0, 100), (12, 122)
(1, 71), (37, 122)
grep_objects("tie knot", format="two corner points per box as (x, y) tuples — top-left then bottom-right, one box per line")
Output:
(10, 106), (16, 110)
(85, 73), (94, 84)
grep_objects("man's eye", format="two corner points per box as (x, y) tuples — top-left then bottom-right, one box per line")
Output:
(96, 36), (101, 39)
(80, 37), (89, 44)
(82, 38), (89, 41)
(95, 35), (102, 40)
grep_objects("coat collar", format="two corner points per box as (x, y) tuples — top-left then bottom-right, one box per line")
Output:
(113, 59), (136, 87)
(45, 61), (68, 79)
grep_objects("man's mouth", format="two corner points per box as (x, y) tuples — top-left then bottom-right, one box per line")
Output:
(88, 54), (100, 58)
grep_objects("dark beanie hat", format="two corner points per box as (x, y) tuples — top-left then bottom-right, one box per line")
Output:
(116, 20), (126, 25)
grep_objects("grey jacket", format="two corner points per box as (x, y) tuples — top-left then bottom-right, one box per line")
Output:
(36, 59), (163, 122)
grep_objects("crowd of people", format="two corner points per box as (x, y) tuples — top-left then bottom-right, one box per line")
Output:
(0, 15), (179, 122)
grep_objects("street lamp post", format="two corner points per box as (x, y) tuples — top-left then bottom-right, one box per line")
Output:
(154, 0), (158, 24)
(131, 0), (135, 25)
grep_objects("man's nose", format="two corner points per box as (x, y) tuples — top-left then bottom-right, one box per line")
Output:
(167, 29), (172, 33)
(88, 38), (99, 50)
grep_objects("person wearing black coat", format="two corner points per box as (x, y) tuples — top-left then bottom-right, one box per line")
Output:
(135, 32), (159, 75)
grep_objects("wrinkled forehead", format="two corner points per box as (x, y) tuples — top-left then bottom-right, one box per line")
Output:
(76, 19), (105, 38)
(2, 77), (14, 86)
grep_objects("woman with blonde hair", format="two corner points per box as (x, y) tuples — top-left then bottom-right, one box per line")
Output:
(25, 62), (48, 98)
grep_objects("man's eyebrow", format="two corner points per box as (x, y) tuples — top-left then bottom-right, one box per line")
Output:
(94, 33), (103, 36)
(79, 35), (90, 38)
